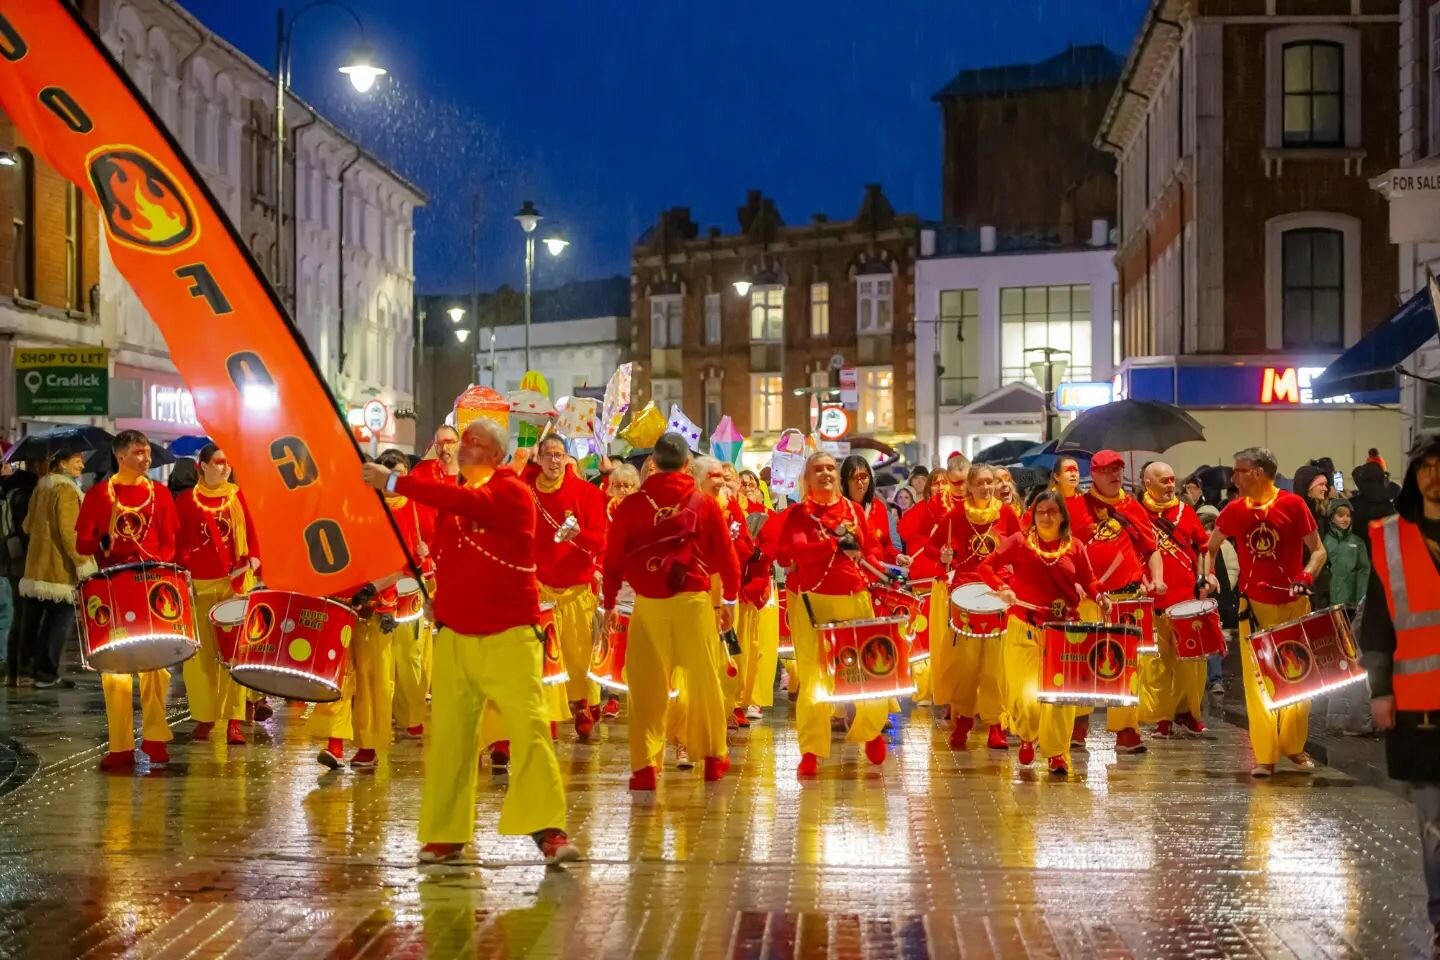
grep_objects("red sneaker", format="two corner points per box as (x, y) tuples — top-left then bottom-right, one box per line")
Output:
(986, 724), (1008, 750)
(589, 704), (601, 723)
(190, 721), (214, 741)
(1176, 711), (1206, 735)
(225, 720), (245, 745)
(252, 700), (274, 723)
(703, 755), (730, 782)
(318, 738), (345, 770)
(628, 765), (658, 791)
(949, 715), (973, 750)
(99, 751), (134, 772)
(1070, 715), (1089, 749)
(418, 842), (464, 864)
(601, 697), (621, 719)
(733, 708), (750, 729)
(1048, 755), (1069, 777)
(489, 740), (510, 769)
(1018, 740), (1036, 766)
(1153, 720), (1174, 740)
(350, 749), (377, 769)
(141, 740), (169, 768)
(550, 721), (559, 741)
(531, 828), (581, 865)
(405, 725), (425, 738)
(1115, 727), (1148, 754)
(797, 752), (820, 778)
(864, 735), (887, 766)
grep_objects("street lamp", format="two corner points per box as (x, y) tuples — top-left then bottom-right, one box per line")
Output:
(447, 306), (466, 325)
(455, 328), (471, 344)
(513, 200), (569, 372)
(275, 2), (384, 295)
(1026, 346), (1070, 442)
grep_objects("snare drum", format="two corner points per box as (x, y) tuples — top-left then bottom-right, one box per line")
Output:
(906, 577), (935, 662)
(819, 614), (916, 702)
(228, 591), (355, 702)
(868, 581), (930, 662)
(1249, 604), (1365, 709)
(949, 582), (1008, 640)
(394, 577), (424, 624)
(1108, 596), (1157, 655)
(589, 602), (631, 692)
(76, 561), (199, 674)
(208, 596), (248, 666)
(1037, 621), (1141, 707)
(538, 601), (568, 686)
(1167, 598), (1227, 660)
(778, 590), (794, 658)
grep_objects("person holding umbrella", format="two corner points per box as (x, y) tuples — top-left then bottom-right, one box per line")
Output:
(19, 448), (93, 688)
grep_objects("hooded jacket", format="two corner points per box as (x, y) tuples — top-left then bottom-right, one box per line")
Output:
(20, 472), (96, 602)
(1347, 461), (1396, 555)
(1322, 501), (1368, 607)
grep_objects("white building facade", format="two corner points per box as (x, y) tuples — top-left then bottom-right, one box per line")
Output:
(483, 316), (629, 399)
(914, 226), (1119, 464)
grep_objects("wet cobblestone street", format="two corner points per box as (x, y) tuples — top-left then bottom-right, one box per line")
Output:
(0, 680), (1432, 959)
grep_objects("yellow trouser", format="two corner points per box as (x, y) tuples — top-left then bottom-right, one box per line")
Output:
(420, 625), (566, 842)
(1168, 614), (1208, 718)
(392, 620), (427, 730)
(183, 577), (245, 724)
(310, 619), (394, 749)
(789, 590), (889, 758)
(912, 659), (932, 702)
(1240, 597), (1313, 765)
(627, 592), (728, 771)
(540, 582), (600, 706)
(103, 669), (172, 754)
(925, 580), (957, 710)
(942, 630), (1005, 726)
(1106, 651), (1166, 731)
(999, 616), (1074, 764)
(666, 670), (688, 745)
(737, 599), (780, 709)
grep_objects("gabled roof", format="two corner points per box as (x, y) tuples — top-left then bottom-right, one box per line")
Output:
(961, 382), (1046, 416)
(932, 44), (1125, 101)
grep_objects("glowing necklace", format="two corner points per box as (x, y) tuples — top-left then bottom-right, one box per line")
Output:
(1025, 530), (1072, 566)
(1142, 491), (1178, 512)
(108, 475), (155, 538)
(1244, 486), (1280, 513)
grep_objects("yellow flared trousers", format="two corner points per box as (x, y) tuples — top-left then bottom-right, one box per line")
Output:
(420, 625), (567, 842)
(540, 582), (600, 706)
(103, 668), (172, 754)
(737, 599), (780, 709)
(1106, 651), (1165, 731)
(392, 619), (428, 730)
(182, 577), (245, 724)
(310, 619), (394, 749)
(627, 592), (728, 771)
(1149, 614), (1207, 720)
(788, 590), (889, 758)
(999, 616), (1074, 764)
(942, 631), (1005, 726)
(925, 580), (956, 708)
(1240, 597), (1312, 765)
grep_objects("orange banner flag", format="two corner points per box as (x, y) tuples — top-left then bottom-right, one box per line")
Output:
(0, 1), (410, 595)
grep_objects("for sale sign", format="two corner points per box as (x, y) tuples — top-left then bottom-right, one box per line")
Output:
(15, 346), (109, 416)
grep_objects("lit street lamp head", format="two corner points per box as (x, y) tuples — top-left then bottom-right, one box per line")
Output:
(455, 328), (471, 344)
(338, 43), (386, 92)
(732, 279), (752, 296)
(514, 200), (542, 234)
(447, 306), (466, 324)
(543, 236), (569, 257)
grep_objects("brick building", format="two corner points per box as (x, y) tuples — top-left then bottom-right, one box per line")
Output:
(1098, 0), (1404, 475)
(933, 44), (1123, 245)
(630, 186), (918, 457)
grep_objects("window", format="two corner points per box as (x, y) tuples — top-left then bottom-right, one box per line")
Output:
(11, 148), (32, 299)
(999, 285), (1092, 386)
(65, 184), (82, 311)
(650, 295), (682, 348)
(1280, 228), (1344, 349)
(703, 292), (721, 345)
(704, 376), (722, 438)
(750, 374), (783, 433)
(857, 366), (894, 432)
(810, 282), (829, 337)
(651, 378), (682, 415)
(750, 286), (783, 342)
(857, 276), (893, 334)
(938, 289), (980, 405)
(1282, 41), (1343, 147)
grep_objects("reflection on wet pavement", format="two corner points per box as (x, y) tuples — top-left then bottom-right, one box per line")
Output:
(0, 686), (1431, 958)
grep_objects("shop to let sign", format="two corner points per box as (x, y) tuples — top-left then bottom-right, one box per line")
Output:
(15, 346), (108, 416)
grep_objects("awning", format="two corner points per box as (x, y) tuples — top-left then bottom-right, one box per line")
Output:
(1312, 285), (1438, 399)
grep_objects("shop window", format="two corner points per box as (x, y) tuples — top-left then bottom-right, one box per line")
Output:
(650, 295), (682, 348)
(938, 288), (980, 405)
(751, 373), (783, 433)
(858, 366), (894, 432)
(750, 287), (783, 343)
(999, 284), (1092, 387)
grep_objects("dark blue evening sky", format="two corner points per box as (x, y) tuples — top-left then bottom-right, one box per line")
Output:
(189, 1), (1148, 296)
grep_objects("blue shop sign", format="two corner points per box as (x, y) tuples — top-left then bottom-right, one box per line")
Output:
(1120, 363), (1399, 407)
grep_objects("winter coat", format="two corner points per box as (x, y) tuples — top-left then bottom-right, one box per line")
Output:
(19, 473), (95, 602)
(1348, 462), (1396, 556)
(1322, 521), (1369, 607)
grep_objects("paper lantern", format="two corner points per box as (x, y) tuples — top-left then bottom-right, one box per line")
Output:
(710, 415), (744, 465)
(619, 401), (665, 450)
(555, 396), (599, 439)
(453, 384), (509, 434)
(598, 363), (632, 445)
(668, 404), (702, 452)
(768, 428), (809, 503)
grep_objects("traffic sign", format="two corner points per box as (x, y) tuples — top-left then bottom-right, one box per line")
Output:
(838, 367), (858, 411)
(809, 394), (820, 432)
(362, 399), (389, 432)
(817, 404), (849, 440)
(829, 353), (845, 371)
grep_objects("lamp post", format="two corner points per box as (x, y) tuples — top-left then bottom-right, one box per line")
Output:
(1027, 346), (1070, 443)
(275, 2), (385, 293)
(513, 200), (569, 372)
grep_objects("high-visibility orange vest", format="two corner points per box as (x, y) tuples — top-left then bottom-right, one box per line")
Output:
(1369, 515), (1440, 711)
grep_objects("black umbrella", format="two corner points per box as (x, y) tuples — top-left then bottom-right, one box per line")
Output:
(3, 425), (113, 466)
(1057, 399), (1204, 454)
(84, 438), (176, 476)
(973, 438), (1037, 465)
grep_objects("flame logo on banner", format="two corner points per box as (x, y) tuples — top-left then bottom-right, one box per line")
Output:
(87, 147), (196, 252)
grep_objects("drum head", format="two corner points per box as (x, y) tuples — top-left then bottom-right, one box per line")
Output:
(396, 577), (421, 593)
(951, 582), (1008, 614)
(210, 597), (248, 626)
(1167, 598), (1216, 618)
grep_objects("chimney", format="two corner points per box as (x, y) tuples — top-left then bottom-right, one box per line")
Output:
(979, 225), (997, 254)
(920, 229), (936, 257)
(1089, 218), (1110, 247)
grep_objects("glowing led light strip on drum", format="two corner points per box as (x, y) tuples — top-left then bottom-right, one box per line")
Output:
(1260, 670), (1368, 711)
(542, 670), (571, 687)
(78, 631), (197, 668)
(587, 670), (628, 693)
(908, 651), (931, 664)
(228, 664), (341, 699)
(1036, 692), (1140, 707)
(393, 611), (424, 624)
(819, 685), (918, 704)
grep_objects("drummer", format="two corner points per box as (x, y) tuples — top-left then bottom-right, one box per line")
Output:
(75, 430), (180, 772)
(898, 465), (955, 713)
(378, 449), (433, 741)
(598, 463), (641, 720)
(174, 444), (259, 747)
(1139, 460), (1210, 737)
(1069, 449), (1164, 755)
(1048, 456), (1087, 521)
(1202, 446), (1325, 777)
(776, 451), (891, 777)
(978, 489), (1108, 776)
(930, 463), (1020, 750)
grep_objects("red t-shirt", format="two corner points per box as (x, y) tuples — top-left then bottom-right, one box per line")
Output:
(1216, 490), (1317, 606)
(932, 501), (1021, 585)
(978, 531), (1102, 616)
(1142, 496), (1207, 611)
(175, 486), (259, 580)
(526, 465), (608, 589)
(776, 496), (880, 596)
(76, 477), (178, 568)
(1071, 491), (1158, 591)
(601, 471), (739, 608)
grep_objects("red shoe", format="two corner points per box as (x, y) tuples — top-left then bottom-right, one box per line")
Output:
(628, 765), (658, 791)
(532, 828), (581, 865)
(797, 752), (820, 778)
(418, 842), (465, 864)
(733, 708), (750, 729)
(986, 724), (1008, 750)
(948, 714), (974, 750)
(550, 721), (559, 741)
(252, 700), (274, 723)
(1018, 740), (1036, 766)
(589, 703), (601, 723)
(864, 735), (887, 766)
(703, 755), (730, 782)
(405, 725), (425, 738)
(1153, 720), (1174, 740)
(1070, 716), (1089, 749)
(575, 711), (596, 743)
(1048, 755), (1069, 776)
(141, 740), (169, 768)
(318, 738), (345, 770)
(1115, 727), (1148, 754)
(1176, 711), (1206, 735)
(350, 749), (377, 769)
(489, 740), (510, 769)
(99, 751), (134, 772)
(190, 721), (214, 741)
(601, 697), (621, 719)
(225, 720), (245, 745)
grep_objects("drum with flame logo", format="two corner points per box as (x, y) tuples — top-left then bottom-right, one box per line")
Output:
(948, 581), (1008, 641)
(819, 614), (915, 703)
(1167, 598), (1228, 660)
(208, 596), (249, 665)
(1107, 596), (1157, 655)
(869, 581), (931, 662)
(589, 602), (631, 692)
(228, 591), (355, 702)
(1249, 604), (1364, 709)
(538, 601), (568, 686)
(75, 561), (198, 673)
(1037, 621), (1141, 707)
(393, 577), (425, 624)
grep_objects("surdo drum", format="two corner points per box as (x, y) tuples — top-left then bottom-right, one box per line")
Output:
(949, 582), (1008, 640)
(1248, 604), (1365, 709)
(1037, 622), (1141, 707)
(228, 590), (355, 702)
(1167, 598), (1228, 660)
(208, 596), (249, 666)
(819, 614), (915, 703)
(868, 580), (930, 663)
(75, 561), (198, 674)
(538, 601), (568, 686)
(589, 602), (631, 692)
(1107, 595), (1157, 655)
